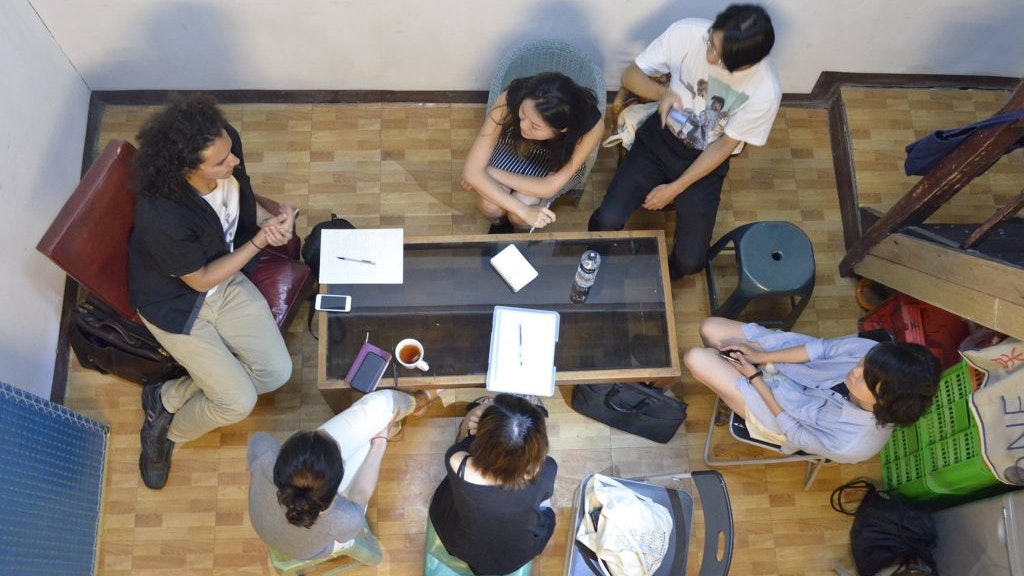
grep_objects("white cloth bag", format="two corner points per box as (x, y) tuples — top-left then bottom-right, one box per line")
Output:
(601, 102), (658, 151)
(575, 474), (672, 576)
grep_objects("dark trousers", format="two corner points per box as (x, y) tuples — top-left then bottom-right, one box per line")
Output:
(589, 116), (729, 278)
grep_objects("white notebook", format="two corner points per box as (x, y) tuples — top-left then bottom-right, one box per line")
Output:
(489, 244), (538, 293)
(486, 306), (560, 397)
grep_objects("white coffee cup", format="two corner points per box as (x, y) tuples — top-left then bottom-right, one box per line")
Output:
(395, 338), (429, 371)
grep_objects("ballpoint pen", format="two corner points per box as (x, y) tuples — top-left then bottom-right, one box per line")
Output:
(529, 198), (555, 234)
(518, 324), (524, 365)
(337, 256), (377, 265)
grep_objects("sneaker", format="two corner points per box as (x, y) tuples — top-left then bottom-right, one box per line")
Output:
(140, 436), (175, 489)
(140, 384), (175, 489)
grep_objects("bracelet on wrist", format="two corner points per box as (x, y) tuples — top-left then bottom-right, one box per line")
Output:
(371, 435), (388, 443)
(249, 237), (264, 250)
(747, 369), (763, 383)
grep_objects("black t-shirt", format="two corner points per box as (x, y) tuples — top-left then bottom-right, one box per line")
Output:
(127, 125), (260, 334)
(428, 436), (557, 575)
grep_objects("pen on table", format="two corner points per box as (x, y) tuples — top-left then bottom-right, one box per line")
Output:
(336, 256), (377, 265)
(518, 324), (524, 365)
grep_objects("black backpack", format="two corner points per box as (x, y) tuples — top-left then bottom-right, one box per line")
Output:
(301, 213), (355, 335)
(831, 479), (939, 575)
(301, 213), (355, 281)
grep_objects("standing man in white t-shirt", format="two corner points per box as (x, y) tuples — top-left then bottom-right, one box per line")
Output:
(589, 4), (782, 279)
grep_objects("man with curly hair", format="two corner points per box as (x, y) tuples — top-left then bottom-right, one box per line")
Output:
(129, 94), (297, 489)
(685, 317), (941, 463)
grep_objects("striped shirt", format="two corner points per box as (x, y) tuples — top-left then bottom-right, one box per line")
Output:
(487, 105), (601, 200)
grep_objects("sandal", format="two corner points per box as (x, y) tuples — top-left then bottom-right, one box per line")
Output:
(714, 404), (733, 426)
(467, 395), (495, 412)
(386, 419), (405, 441)
(511, 394), (549, 418)
(412, 389), (439, 417)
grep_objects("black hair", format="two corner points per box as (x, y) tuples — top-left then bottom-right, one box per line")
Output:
(864, 342), (941, 427)
(712, 4), (775, 72)
(133, 93), (228, 202)
(500, 72), (598, 171)
(469, 394), (549, 489)
(273, 430), (344, 529)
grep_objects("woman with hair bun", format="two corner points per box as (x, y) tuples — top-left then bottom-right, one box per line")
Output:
(462, 71), (604, 233)
(247, 389), (434, 560)
(428, 394), (557, 575)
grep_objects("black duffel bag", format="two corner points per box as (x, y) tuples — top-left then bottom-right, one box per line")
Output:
(571, 383), (687, 444)
(69, 297), (186, 386)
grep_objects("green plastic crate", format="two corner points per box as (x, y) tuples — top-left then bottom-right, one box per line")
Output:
(882, 449), (928, 498)
(919, 400), (973, 446)
(923, 426), (999, 494)
(882, 424), (919, 463)
(882, 360), (1001, 501)
(929, 360), (973, 407)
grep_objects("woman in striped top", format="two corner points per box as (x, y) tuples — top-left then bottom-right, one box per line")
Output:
(462, 72), (604, 233)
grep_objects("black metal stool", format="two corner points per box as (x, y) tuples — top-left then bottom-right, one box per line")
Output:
(705, 221), (815, 331)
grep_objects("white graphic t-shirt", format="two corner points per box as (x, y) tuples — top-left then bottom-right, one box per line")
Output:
(199, 177), (241, 296)
(634, 18), (782, 153)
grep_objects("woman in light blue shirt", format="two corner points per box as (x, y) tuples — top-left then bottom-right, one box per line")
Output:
(685, 317), (940, 463)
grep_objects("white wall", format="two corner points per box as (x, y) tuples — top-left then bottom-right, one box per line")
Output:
(0, 0), (91, 398)
(29, 0), (1024, 94)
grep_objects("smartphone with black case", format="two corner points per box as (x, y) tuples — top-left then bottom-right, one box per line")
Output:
(346, 342), (391, 393)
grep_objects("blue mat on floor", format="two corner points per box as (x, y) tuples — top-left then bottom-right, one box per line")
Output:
(0, 382), (109, 575)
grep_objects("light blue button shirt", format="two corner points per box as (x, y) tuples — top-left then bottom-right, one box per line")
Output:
(737, 324), (892, 464)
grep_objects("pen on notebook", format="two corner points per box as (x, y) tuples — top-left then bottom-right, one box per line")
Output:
(518, 324), (524, 365)
(336, 256), (376, 265)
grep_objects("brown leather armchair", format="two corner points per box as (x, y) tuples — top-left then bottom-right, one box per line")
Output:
(37, 138), (314, 339)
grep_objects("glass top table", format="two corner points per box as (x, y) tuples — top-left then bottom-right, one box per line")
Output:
(317, 231), (679, 405)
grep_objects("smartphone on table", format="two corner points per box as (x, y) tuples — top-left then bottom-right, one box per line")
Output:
(315, 294), (352, 313)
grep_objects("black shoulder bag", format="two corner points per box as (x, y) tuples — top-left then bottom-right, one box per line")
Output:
(571, 383), (687, 444)
(69, 296), (186, 386)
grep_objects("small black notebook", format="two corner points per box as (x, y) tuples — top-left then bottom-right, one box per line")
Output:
(489, 244), (538, 292)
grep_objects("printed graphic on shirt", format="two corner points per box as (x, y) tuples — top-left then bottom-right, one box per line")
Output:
(666, 54), (751, 150)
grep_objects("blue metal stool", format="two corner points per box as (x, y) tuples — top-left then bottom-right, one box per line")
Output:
(705, 221), (815, 331)
(424, 518), (534, 576)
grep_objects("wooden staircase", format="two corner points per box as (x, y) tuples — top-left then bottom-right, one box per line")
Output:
(839, 81), (1024, 340)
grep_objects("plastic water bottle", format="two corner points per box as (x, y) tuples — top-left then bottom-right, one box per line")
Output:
(570, 250), (601, 304)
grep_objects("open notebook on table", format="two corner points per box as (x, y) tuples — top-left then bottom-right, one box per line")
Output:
(486, 306), (560, 397)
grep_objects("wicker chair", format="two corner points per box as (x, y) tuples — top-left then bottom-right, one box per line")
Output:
(487, 40), (606, 207)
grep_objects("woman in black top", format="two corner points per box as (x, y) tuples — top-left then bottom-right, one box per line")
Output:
(428, 394), (557, 575)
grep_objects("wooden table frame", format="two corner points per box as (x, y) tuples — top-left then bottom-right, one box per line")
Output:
(317, 231), (680, 406)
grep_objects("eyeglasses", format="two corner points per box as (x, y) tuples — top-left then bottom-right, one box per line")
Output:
(705, 28), (722, 66)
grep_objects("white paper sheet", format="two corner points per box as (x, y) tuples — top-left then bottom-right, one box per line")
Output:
(318, 228), (404, 284)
